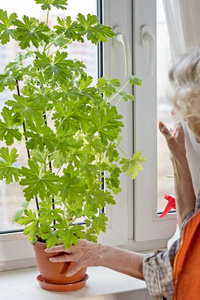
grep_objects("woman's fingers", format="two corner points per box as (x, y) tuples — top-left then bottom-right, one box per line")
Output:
(159, 121), (175, 146)
(159, 121), (173, 136)
(47, 250), (83, 277)
(159, 120), (183, 142)
(66, 265), (81, 277)
(45, 244), (70, 253)
(49, 254), (74, 263)
(159, 120), (186, 163)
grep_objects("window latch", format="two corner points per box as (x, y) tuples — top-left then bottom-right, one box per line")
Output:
(141, 25), (155, 76)
(113, 26), (132, 77)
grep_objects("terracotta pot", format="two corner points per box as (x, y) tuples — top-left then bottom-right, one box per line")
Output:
(33, 241), (87, 285)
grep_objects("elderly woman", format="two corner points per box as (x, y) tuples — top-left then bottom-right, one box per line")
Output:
(46, 49), (200, 300)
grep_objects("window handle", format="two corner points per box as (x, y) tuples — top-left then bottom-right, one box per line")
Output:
(141, 25), (155, 76)
(113, 26), (132, 77)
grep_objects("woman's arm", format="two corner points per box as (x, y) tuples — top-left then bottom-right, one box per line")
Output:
(159, 120), (196, 228)
(45, 240), (145, 280)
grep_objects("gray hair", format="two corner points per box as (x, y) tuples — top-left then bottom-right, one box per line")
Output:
(168, 48), (200, 119)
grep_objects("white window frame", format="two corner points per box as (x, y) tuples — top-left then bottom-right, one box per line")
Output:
(98, 0), (134, 247)
(0, 0), (177, 271)
(100, 0), (177, 246)
(133, 0), (177, 242)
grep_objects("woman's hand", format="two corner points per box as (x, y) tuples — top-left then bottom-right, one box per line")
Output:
(45, 239), (101, 277)
(159, 116), (196, 227)
(45, 239), (145, 280)
(159, 119), (187, 165)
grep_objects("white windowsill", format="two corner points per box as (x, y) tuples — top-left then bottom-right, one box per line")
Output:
(0, 266), (151, 300)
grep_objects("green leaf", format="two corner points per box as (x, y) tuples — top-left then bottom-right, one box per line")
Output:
(77, 13), (98, 29)
(6, 94), (44, 121)
(85, 227), (98, 243)
(97, 77), (120, 98)
(20, 160), (60, 200)
(52, 100), (88, 133)
(54, 16), (84, 43)
(25, 120), (56, 152)
(105, 164), (122, 194)
(34, 51), (75, 81)
(119, 91), (134, 102)
(58, 229), (78, 249)
(0, 73), (16, 92)
(80, 154), (99, 177)
(12, 16), (50, 49)
(77, 74), (93, 90)
(18, 209), (37, 225)
(0, 53), (31, 92)
(59, 171), (84, 206)
(89, 106), (123, 145)
(91, 213), (108, 234)
(0, 147), (20, 183)
(106, 143), (120, 162)
(56, 221), (85, 249)
(13, 201), (29, 223)
(31, 148), (47, 164)
(129, 75), (142, 86)
(52, 35), (70, 47)
(120, 151), (146, 179)
(18, 209), (39, 243)
(0, 107), (22, 145)
(0, 9), (17, 44)
(34, 0), (68, 10)
(24, 221), (39, 243)
(39, 205), (63, 224)
(38, 225), (61, 248)
(77, 14), (114, 44)
(87, 190), (116, 213)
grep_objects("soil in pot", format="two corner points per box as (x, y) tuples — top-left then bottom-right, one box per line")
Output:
(33, 241), (88, 291)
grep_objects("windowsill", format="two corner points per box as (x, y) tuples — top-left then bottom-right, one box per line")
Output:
(0, 266), (151, 299)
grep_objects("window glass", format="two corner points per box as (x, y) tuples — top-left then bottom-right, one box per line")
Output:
(0, 0), (97, 232)
(157, 0), (174, 212)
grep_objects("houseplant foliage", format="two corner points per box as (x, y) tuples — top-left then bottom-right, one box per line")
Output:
(0, 0), (145, 249)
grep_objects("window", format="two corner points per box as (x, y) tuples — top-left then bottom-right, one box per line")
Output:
(0, 0), (99, 270)
(0, 0), (97, 234)
(133, 0), (176, 242)
(1, 0), (178, 271)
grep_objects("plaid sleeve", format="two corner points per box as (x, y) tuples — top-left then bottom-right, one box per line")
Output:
(143, 247), (176, 300)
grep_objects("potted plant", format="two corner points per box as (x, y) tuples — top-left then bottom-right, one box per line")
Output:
(0, 0), (145, 291)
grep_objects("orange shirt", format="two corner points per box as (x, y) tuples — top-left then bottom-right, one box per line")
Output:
(173, 209), (200, 300)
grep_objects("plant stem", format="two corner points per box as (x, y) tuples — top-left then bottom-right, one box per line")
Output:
(115, 96), (122, 107)
(26, 49), (35, 60)
(46, 9), (50, 25)
(16, 81), (31, 159)
(56, 165), (62, 176)
(16, 80), (40, 211)
(108, 81), (129, 103)
(50, 41), (72, 56)
(117, 144), (129, 159)
(45, 38), (71, 53)
(43, 112), (56, 228)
